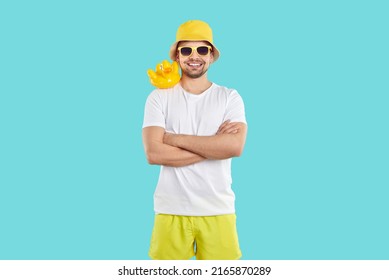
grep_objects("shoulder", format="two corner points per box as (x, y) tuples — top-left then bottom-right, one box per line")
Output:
(146, 84), (181, 102)
(211, 83), (244, 104)
(212, 84), (245, 117)
(212, 83), (241, 97)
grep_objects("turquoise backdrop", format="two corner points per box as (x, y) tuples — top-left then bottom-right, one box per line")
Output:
(0, 0), (388, 259)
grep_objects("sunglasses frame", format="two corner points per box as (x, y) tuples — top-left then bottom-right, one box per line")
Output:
(177, 45), (212, 57)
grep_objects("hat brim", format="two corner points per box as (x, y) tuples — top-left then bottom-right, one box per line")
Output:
(169, 40), (220, 62)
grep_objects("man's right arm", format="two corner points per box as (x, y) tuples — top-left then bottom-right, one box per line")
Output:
(142, 126), (205, 167)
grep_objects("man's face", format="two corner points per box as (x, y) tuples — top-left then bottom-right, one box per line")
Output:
(176, 41), (214, 79)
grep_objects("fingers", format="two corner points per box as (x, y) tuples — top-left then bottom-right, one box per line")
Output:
(216, 120), (240, 135)
(216, 120), (230, 134)
(222, 123), (240, 134)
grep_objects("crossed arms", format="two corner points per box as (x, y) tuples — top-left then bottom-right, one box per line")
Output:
(142, 121), (247, 167)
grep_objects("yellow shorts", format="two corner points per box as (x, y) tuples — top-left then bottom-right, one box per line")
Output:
(149, 214), (242, 260)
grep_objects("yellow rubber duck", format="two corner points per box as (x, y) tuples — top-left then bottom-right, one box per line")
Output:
(147, 60), (180, 89)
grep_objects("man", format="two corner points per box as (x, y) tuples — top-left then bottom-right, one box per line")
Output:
(142, 20), (247, 260)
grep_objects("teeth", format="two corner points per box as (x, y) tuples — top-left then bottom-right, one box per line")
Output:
(189, 63), (201, 66)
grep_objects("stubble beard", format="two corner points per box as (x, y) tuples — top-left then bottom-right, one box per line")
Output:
(180, 59), (209, 79)
(182, 67), (208, 79)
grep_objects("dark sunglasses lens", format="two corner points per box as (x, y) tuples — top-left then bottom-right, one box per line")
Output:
(180, 47), (192, 56)
(197, 46), (210, 55)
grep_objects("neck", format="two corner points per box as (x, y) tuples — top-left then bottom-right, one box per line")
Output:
(180, 74), (212, 95)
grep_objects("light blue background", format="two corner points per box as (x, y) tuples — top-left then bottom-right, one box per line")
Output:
(0, 0), (388, 260)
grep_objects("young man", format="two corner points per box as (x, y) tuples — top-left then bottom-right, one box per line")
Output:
(142, 20), (247, 260)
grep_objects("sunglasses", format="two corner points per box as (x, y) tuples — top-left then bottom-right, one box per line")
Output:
(177, 45), (212, 56)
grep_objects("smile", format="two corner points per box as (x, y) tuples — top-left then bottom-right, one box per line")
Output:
(186, 62), (203, 68)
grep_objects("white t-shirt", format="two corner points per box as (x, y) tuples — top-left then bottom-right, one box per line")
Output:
(143, 83), (247, 216)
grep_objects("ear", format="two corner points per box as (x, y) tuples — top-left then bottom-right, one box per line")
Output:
(176, 51), (180, 63)
(210, 51), (214, 64)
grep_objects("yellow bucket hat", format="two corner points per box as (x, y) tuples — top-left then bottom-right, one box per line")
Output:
(169, 20), (220, 62)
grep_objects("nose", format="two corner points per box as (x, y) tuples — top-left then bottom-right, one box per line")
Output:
(189, 47), (200, 59)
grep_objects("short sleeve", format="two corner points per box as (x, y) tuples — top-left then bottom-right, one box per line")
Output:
(224, 90), (247, 124)
(142, 90), (166, 129)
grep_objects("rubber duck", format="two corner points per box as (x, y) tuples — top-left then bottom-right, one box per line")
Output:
(147, 60), (180, 89)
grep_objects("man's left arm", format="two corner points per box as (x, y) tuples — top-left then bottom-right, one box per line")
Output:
(163, 122), (247, 160)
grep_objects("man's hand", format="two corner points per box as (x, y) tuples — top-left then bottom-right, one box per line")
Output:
(216, 120), (241, 135)
(163, 120), (247, 160)
(143, 126), (205, 167)
(163, 131), (175, 146)
(164, 120), (239, 146)
(147, 60), (181, 89)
